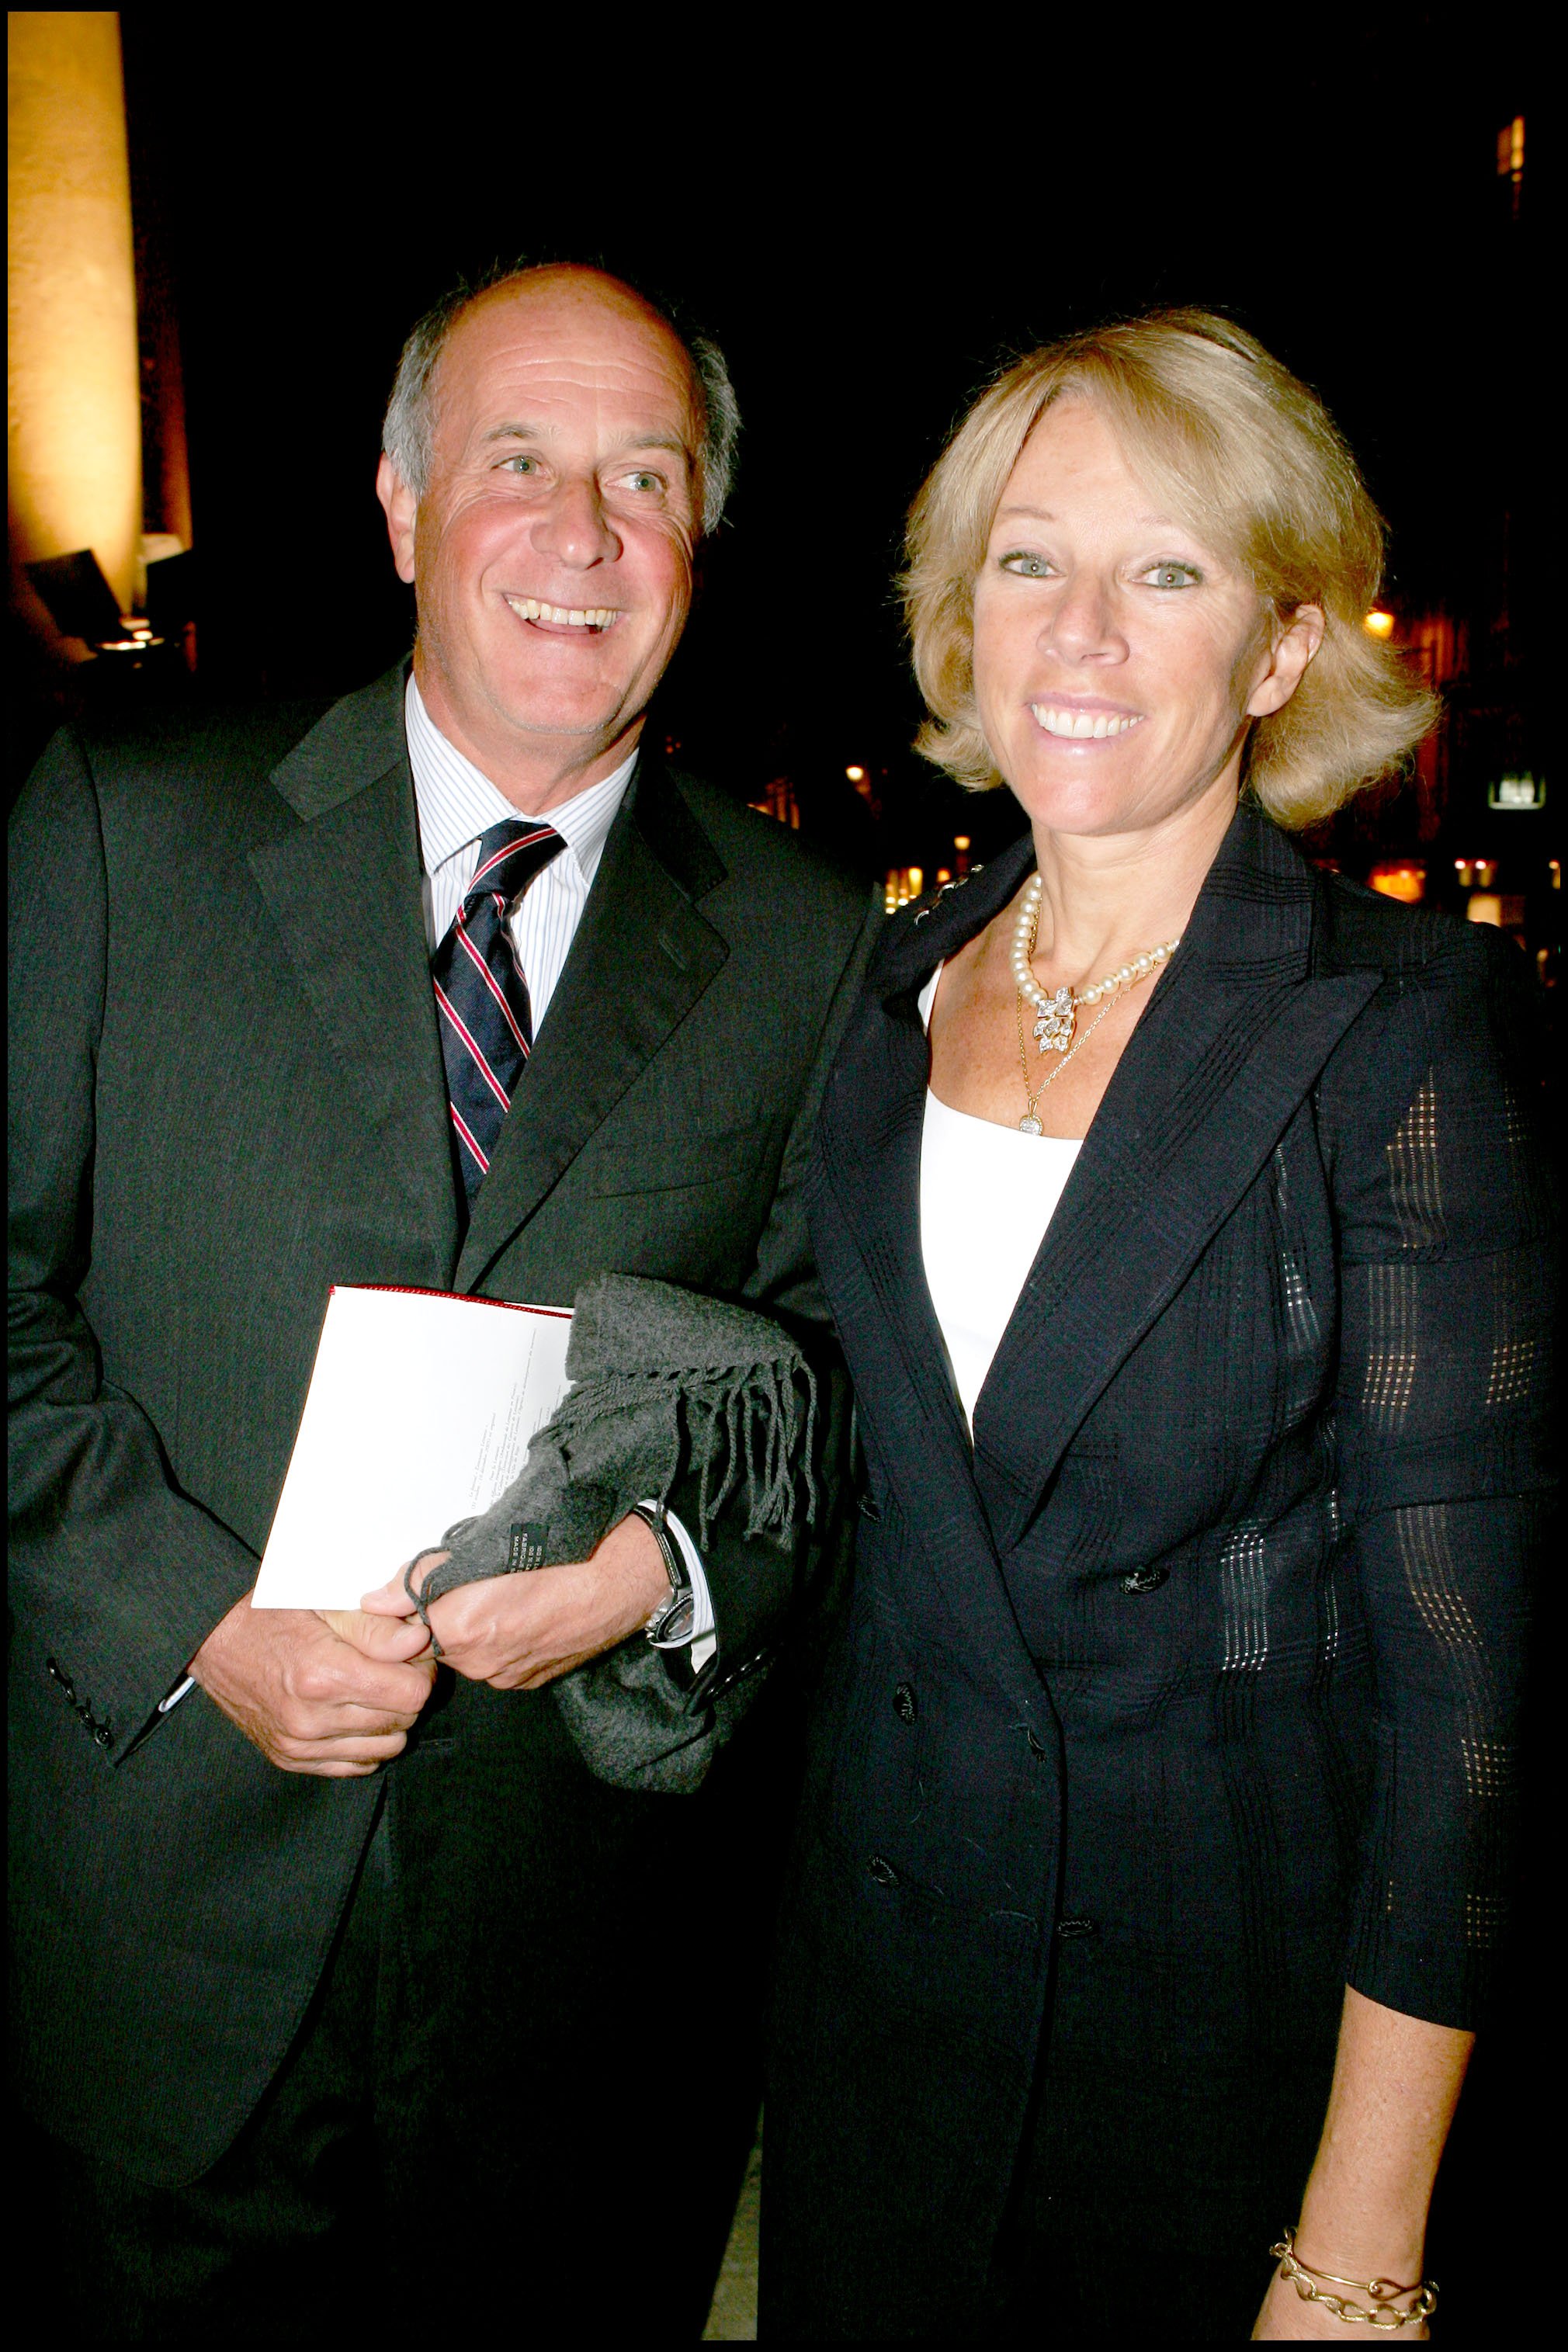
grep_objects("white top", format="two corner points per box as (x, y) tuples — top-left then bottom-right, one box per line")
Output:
(405, 675), (637, 1037)
(918, 967), (1081, 1431)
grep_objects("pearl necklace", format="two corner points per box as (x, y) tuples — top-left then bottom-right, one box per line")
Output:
(1010, 875), (1181, 1134)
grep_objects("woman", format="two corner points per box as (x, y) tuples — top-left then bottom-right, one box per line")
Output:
(761, 312), (1555, 2340)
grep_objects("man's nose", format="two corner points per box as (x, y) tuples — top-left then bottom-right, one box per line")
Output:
(1044, 571), (1126, 664)
(530, 474), (619, 569)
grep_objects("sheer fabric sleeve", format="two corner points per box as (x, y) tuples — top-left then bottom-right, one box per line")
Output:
(1323, 924), (1556, 2028)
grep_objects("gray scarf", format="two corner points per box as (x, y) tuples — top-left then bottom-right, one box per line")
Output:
(411, 1274), (818, 1794)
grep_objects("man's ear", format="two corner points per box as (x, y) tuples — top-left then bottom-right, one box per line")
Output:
(1247, 603), (1325, 719)
(376, 454), (418, 585)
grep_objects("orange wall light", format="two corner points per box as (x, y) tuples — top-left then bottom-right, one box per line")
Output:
(8, 12), (143, 623)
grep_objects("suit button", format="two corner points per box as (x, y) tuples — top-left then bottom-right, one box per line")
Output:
(1026, 1729), (1047, 1758)
(1121, 1566), (1168, 1594)
(858, 1494), (883, 1521)
(893, 1682), (918, 1722)
(1056, 1916), (1097, 1939)
(868, 1854), (900, 1887)
(93, 1726), (113, 1747)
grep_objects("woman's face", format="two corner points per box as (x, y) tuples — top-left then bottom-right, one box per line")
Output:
(971, 397), (1319, 840)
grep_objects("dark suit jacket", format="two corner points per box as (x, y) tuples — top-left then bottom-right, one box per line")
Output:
(8, 661), (874, 2187)
(763, 803), (1556, 2338)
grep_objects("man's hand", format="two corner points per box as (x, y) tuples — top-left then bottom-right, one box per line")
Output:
(359, 1514), (669, 1691)
(189, 1594), (437, 1777)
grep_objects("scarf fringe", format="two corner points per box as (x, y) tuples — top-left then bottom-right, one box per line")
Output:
(545, 1357), (819, 1550)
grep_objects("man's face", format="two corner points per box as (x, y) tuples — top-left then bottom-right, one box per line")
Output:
(380, 270), (702, 786)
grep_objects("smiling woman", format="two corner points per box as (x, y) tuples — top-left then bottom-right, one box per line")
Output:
(762, 307), (1553, 2344)
(904, 308), (1435, 827)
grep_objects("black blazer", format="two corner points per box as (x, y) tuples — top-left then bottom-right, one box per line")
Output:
(763, 803), (1556, 2338)
(8, 663), (874, 2185)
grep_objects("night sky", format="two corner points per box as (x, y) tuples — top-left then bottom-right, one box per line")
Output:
(117, 19), (1542, 878)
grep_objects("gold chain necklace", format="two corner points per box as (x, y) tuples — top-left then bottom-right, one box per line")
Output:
(1011, 877), (1181, 1137)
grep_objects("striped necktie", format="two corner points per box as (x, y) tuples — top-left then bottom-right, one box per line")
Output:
(432, 818), (564, 1206)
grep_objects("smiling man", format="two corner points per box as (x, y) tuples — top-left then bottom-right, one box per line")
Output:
(9, 264), (873, 2342)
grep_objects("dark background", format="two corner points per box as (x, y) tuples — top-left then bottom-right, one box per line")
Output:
(88, 16), (1552, 918)
(13, 22), (1557, 2326)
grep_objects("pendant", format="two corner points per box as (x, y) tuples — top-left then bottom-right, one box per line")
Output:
(1018, 1114), (1042, 1136)
(1032, 987), (1074, 1055)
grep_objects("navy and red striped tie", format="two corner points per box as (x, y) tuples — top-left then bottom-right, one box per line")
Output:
(432, 819), (564, 1206)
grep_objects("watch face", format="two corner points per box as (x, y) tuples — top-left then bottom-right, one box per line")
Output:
(647, 1592), (697, 1650)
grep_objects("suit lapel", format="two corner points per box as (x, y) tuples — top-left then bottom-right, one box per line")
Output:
(454, 755), (729, 1292)
(247, 664), (460, 1264)
(971, 805), (1379, 1550)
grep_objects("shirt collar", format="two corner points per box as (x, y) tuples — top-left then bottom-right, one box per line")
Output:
(404, 673), (637, 883)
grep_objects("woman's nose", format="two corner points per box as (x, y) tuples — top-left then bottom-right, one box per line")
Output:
(1043, 573), (1126, 664)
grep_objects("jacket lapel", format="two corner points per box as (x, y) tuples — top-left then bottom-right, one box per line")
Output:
(971, 804), (1379, 1551)
(246, 664), (460, 1265)
(809, 834), (1047, 1705)
(454, 755), (730, 1292)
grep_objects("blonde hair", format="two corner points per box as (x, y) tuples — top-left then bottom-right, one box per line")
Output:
(904, 308), (1437, 827)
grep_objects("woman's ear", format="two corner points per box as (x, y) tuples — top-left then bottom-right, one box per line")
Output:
(1247, 603), (1326, 718)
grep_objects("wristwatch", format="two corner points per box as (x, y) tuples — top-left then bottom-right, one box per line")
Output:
(629, 1504), (697, 1649)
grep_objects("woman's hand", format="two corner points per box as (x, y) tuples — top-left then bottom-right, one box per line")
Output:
(359, 1514), (670, 1689)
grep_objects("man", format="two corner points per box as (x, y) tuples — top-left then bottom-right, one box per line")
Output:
(9, 265), (872, 2339)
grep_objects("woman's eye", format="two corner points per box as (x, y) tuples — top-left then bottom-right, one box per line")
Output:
(1000, 551), (1052, 578)
(1144, 561), (1201, 589)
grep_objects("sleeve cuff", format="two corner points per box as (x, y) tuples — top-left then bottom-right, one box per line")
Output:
(642, 1502), (717, 1674)
(158, 1674), (196, 1715)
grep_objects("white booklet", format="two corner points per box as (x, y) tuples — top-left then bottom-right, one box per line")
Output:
(252, 1285), (573, 1611)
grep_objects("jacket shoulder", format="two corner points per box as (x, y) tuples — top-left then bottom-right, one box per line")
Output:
(1315, 867), (1494, 980)
(69, 688), (335, 803)
(666, 767), (870, 928)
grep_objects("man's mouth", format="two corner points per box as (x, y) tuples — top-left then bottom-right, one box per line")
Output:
(504, 595), (621, 633)
(1030, 703), (1145, 741)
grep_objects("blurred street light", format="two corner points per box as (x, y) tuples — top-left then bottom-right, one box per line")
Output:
(1369, 860), (1425, 904)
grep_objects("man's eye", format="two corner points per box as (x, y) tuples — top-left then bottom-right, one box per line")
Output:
(1000, 551), (1052, 578)
(1143, 561), (1201, 588)
(616, 470), (663, 494)
(500, 455), (541, 475)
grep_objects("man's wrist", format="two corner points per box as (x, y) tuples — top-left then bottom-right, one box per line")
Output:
(614, 1512), (676, 1619)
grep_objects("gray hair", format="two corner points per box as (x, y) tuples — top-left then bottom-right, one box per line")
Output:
(381, 263), (740, 536)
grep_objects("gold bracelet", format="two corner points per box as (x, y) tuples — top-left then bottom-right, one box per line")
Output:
(1270, 2227), (1438, 2330)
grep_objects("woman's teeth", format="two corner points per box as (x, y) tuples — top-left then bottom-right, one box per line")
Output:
(505, 597), (619, 629)
(1030, 705), (1143, 739)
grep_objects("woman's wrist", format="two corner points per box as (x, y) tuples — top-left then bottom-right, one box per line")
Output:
(1265, 2228), (1437, 2334)
(1292, 2225), (1426, 2283)
(1294, 2186), (1426, 2282)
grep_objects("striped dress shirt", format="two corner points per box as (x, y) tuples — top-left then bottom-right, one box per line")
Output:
(405, 674), (636, 1025)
